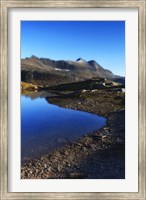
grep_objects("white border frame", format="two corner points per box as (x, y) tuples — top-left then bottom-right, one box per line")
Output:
(8, 8), (138, 193)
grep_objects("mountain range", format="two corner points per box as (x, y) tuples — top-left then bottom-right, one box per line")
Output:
(21, 55), (124, 86)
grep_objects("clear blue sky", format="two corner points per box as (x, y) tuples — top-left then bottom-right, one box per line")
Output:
(21, 21), (125, 76)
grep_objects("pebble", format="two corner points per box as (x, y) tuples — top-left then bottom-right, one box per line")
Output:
(68, 172), (85, 179)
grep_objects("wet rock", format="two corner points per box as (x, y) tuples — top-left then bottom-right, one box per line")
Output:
(83, 147), (88, 152)
(75, 142), (83, 147)
(102, 135), (107, 139)
(91, 135), (102, 141)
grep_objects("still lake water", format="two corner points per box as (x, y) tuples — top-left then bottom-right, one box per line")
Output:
(21, 93), (106, 161)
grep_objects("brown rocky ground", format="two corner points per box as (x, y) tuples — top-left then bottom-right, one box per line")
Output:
(21, 89), (125, 179)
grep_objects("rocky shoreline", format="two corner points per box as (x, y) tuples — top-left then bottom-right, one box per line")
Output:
(21, 89), (125, 179)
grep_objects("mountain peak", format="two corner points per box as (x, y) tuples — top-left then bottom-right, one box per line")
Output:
(31, 55), (39, 59)
(88, 60), (96, 64)
(88, 60), (102, 69)
(76, 58), (86, 62)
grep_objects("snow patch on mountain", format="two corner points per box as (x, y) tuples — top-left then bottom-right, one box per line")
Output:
(55, 68), (69, 72)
